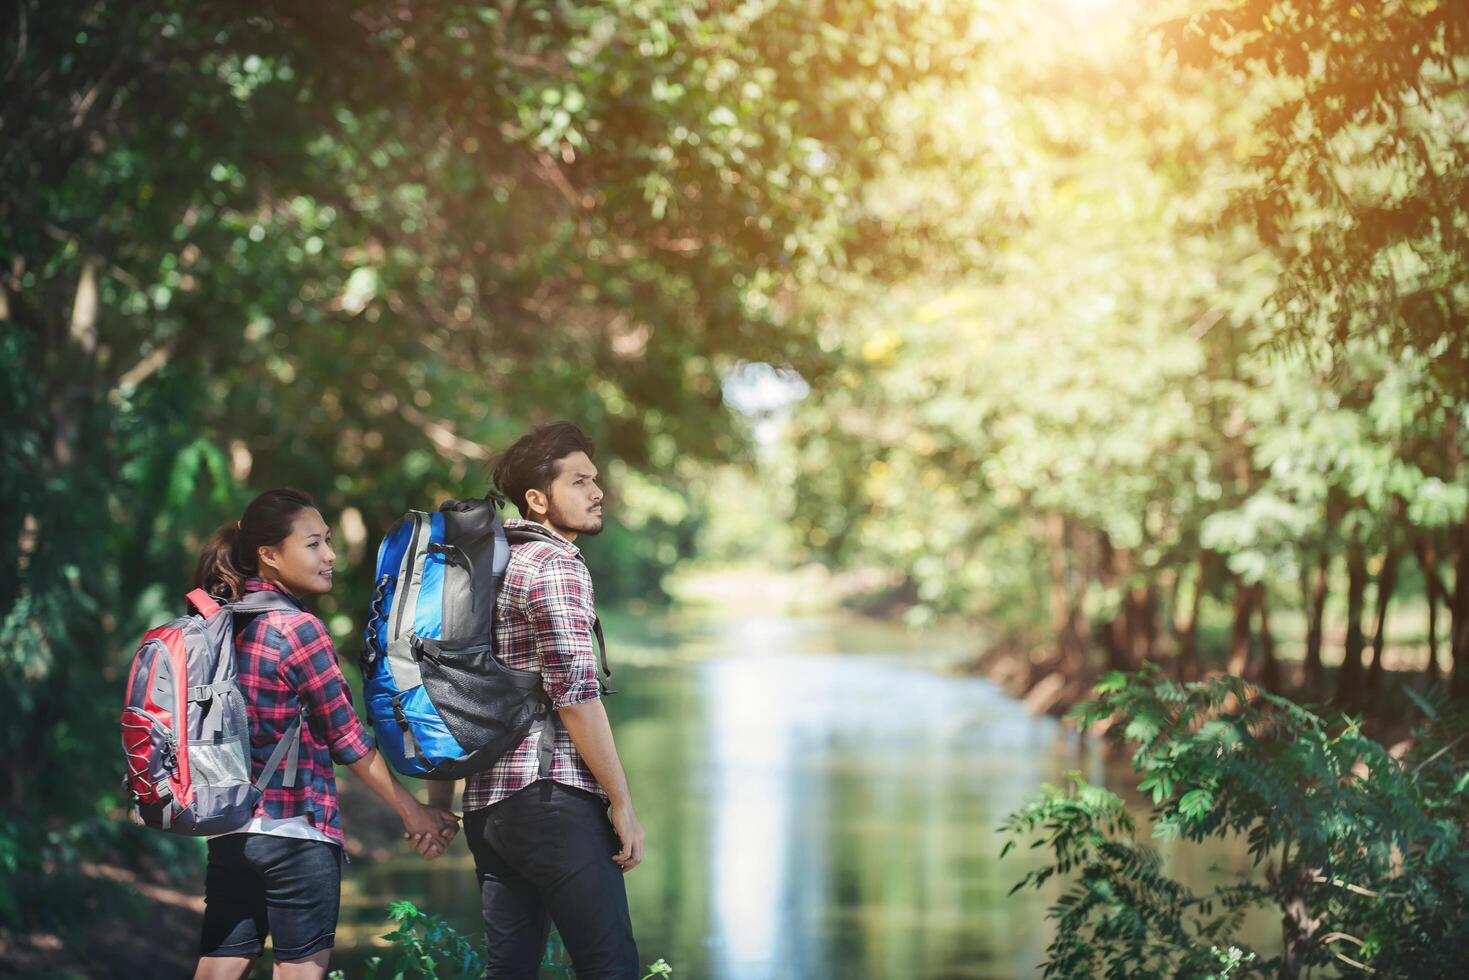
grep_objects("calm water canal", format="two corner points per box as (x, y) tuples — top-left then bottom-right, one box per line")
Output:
(330, 608), (1264, 979)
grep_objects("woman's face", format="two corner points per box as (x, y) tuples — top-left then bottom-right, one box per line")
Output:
(257, 508), (336, 596)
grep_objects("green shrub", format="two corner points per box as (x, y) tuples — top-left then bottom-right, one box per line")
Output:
(330, 901), (671, 980)
(1001, 666), (1469, 978)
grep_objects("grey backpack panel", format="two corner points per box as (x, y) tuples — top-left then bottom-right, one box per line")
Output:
(121, 589), (305, 836)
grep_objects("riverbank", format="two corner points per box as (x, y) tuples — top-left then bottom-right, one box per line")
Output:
(671, 565), (1451, 732)
(0, 771), (440, 979)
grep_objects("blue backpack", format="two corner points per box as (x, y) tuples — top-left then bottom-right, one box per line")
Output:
(361, 497), (608, 780)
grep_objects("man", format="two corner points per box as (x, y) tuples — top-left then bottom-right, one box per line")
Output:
(429, 421), (643, 980)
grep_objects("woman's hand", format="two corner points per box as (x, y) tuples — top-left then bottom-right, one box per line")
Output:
(401, 802), (460, 859)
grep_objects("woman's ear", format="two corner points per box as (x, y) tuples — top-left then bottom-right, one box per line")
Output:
(256, 545), (281, 575)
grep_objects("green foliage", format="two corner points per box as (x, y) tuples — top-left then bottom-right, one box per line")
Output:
(1002, 666), (1469, 978)
(325, 902), (672, 980)
(1161, 0), (1469, 395)
(353, 900), (485, 980)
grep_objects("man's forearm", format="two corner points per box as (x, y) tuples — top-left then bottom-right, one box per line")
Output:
(427, 779), (457, 810)
(556, 699), (633, 807)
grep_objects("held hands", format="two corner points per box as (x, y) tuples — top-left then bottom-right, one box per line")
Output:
(402, 801), (461, 860)
(610, 802), (644, 874)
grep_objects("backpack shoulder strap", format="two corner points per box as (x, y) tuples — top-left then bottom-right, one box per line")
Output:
(227, 590), (304, 619)
(592, 616), (615, 695)
(504, 524), (558, 546)
(503, 524), (615, 692)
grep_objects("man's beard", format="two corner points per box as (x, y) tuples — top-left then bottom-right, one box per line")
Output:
(547, 496), (604, 536)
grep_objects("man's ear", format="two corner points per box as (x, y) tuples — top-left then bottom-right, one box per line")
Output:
(524, 488), (549, 519)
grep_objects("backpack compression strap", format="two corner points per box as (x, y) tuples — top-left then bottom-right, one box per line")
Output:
(253, 713), (305, 791)
(226, 592), (312, 789)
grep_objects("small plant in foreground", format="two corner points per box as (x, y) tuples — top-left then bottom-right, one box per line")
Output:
(327, 901), (672, 979)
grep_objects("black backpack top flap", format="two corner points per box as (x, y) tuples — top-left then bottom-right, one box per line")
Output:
(435, 498), (508, 643)
(439, 498), (502, 550)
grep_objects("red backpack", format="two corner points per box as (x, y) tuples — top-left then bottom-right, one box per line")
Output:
(121, 589), (303, 834)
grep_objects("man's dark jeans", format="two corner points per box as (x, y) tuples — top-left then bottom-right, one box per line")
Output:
(464, 780), (640, 980)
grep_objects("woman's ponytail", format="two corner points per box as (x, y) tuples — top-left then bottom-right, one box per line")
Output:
(194, 522), (248, 600)
(193, 488), (316, 600)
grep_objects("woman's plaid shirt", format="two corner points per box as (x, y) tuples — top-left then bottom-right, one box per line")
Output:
(462, 520), (605, 810)
(235, 578), (375, 844)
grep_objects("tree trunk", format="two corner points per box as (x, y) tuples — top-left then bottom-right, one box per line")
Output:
(1097, 533), (1132, 671)
(1276, 850), (1316, 980)
(49, 257), (99, 468)
(1069, 520), (1094, 671)
(1226, 578), (1256, 678)
(1046, 512), (1084, 672)
(1337, 541), (1369, 707)
(1365, 544), (1400, 694)
(1130, 580), (1158, 664)
(1302, 549), (1329, 702)
(1453, 514), (1469, 700)
(1258, 588), (1280, 692)
(1420, 537), (1442, 683)
(1175, 555), (1205, 681)
(1447, 415), (1468, 698)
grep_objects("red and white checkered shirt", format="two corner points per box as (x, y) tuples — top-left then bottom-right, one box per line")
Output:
(462, 520), (605, 810)
(235, 578), (376, 844)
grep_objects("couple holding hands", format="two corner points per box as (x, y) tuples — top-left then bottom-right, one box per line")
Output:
(189, 423), (642, 980)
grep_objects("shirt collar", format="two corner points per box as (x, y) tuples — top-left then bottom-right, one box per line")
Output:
(504, 518), (581, 556)
(243, 577), (304, 607)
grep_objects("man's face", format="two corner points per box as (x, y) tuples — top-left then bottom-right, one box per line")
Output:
(537, 451), (604, 540)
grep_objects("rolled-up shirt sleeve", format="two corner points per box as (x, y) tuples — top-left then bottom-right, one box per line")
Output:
(526, 552), (601, 708)
(279, 616), (376, 765)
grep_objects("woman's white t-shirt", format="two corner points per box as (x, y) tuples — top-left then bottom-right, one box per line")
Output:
(209, 814), (336, 845)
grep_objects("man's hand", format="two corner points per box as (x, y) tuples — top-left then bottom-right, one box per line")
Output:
(610, 802), (644, 873)
(402, 803), (460, 859)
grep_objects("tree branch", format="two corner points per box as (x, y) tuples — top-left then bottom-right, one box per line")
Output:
(1310, 875), (1379, 899)
(1319, 932), (1376, 974)
(111, 340), (177, 398)
(2, 0), (27, 87)
(399, 404), (490, 461)
(1410, 730), (1469, 779)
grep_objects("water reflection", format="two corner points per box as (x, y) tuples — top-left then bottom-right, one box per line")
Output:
(698, 645), (1063, 979)
(706, 655), (794, 977)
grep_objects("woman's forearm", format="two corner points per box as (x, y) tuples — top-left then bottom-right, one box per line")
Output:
(346, 747), (416, 817)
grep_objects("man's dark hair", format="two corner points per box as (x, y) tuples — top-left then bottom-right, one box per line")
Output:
(492, 421), (597, 518)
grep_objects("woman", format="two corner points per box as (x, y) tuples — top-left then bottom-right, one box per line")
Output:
(192, 488), (457, 980)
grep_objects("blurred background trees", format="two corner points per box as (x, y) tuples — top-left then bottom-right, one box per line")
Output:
(779, 0), (1468, 713)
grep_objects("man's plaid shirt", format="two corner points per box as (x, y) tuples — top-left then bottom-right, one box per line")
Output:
(462, 520), (605, 810)
(236, 578), (375, 844)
